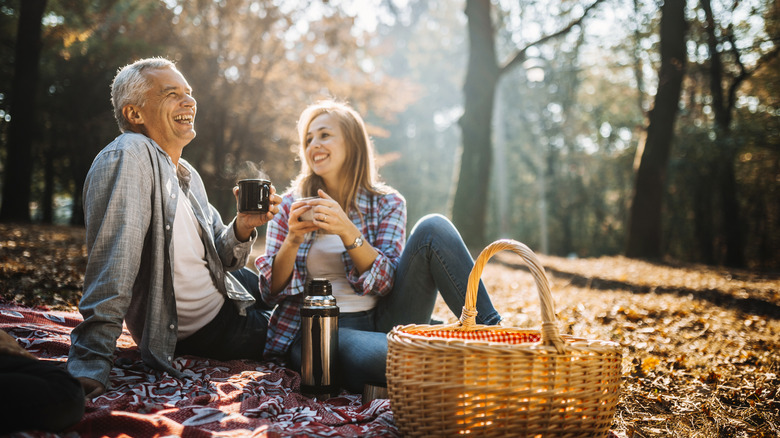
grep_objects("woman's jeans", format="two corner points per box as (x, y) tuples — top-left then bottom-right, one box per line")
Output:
(290, 214), (501, 393)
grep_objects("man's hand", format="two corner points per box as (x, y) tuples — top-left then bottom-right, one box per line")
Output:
(77, 376), (106, 399)
(0, 329), (37, 360)
(233, 185), (282, 241)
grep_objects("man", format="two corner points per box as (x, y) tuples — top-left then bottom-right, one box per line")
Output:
(67, 57), (280, 398)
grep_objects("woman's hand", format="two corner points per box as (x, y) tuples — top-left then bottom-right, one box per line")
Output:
(309, 190), (377, 274)
(286, 197), (321, 245)
(308, 189), (360, 242)
(269, 195), (321, 294)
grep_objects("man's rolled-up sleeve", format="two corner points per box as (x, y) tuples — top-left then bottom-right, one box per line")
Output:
(256, 196), (295, 306)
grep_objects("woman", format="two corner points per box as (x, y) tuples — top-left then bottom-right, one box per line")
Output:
(256, 99), (502, 393)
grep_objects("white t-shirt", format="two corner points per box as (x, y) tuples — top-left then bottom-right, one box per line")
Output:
(172, 183), (224, 339)
(307, 233), (378, 313)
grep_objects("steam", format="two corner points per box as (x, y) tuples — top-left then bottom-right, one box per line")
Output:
(236, 161), (270, 182)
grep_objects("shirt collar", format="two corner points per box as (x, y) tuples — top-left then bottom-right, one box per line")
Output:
(176, 162), (192, 192)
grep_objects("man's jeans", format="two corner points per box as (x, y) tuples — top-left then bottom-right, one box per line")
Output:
(175, 267), (272, 360)
(290, 214), (502, 393)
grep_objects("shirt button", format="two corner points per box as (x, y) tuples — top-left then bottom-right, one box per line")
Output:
(171, 193), (176, 198)
(167, 356), (172, 362)
(166, 224), (171, 230)
(169, 324), (175, 330)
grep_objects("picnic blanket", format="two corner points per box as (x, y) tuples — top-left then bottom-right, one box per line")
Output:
(0, 304), (399, 437)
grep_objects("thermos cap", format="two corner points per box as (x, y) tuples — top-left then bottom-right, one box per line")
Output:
(308, 278), (332, 296)
(304, 278), (337, 308)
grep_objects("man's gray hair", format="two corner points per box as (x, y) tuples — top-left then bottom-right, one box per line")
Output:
(111, 57), (177, 132)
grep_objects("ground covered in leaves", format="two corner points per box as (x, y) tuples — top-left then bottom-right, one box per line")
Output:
(1, 223), (778, 437)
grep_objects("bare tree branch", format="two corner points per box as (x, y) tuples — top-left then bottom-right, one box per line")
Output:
(499, 0), (606, 75)
(727, 44), (780, 114)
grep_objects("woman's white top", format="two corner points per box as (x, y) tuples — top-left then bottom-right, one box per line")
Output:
(307, 232), (378, 313)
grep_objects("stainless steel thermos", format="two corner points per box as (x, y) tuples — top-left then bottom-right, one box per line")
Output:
(300, 278), (339, 398)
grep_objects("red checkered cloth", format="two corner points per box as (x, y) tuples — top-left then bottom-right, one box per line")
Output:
(0, 304), (399, 437)
(406, 328), (542, 344)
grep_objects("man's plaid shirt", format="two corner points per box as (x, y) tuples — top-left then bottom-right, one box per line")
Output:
(256, 187), (407, 357)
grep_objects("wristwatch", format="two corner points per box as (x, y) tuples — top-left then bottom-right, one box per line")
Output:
(345, 235), (364, 250)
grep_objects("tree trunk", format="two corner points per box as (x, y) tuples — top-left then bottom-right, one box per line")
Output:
(70, 176), (85, 226)
(69, 141), (87, 226)
(453, 0), (500, 250)
(631, 0), (647, 114)
(42, 152), (54, 223)
(625, 0), (687, 259)
(0, 0), (47, 223)
(693, 181), (715, 264)
(493, 86), (509, 238)
(719, 160), (743, 266)
(701, 0), (744, 267)
(453, 0), (602, 250)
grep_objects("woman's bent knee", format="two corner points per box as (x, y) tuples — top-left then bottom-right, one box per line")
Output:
(409, 214), (459, 241)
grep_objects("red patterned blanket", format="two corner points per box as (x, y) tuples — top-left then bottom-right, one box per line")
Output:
(0, 305), (398, 437)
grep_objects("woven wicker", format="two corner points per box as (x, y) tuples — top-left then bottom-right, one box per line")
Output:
(386, 239), (622, 437)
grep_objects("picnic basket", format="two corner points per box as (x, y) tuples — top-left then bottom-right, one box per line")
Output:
(386, 239), (622, 437)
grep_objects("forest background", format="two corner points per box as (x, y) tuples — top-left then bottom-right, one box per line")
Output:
(0, 0), (778, 271)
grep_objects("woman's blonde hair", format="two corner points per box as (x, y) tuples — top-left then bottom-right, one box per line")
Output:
(293, 99), (384, 214)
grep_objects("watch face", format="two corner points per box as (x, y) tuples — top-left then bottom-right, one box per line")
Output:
(347, 236), (363, 250)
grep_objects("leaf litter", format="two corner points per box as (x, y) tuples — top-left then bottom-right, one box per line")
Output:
(2, 223), (778, 437)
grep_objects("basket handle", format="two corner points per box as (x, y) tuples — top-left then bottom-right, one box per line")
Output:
(460, 239), (565, 352)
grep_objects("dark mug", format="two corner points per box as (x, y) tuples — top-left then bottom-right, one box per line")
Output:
(237, 179), (271, 213)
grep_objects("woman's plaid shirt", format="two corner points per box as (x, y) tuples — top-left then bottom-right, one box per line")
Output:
(256, 187), (407, 357)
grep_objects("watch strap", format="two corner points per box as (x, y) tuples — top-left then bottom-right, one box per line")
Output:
(345, 235), (364, 250)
